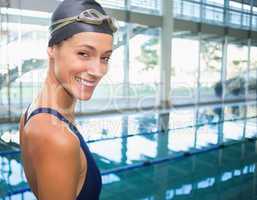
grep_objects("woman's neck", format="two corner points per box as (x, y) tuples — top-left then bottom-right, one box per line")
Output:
(35, 66), (77, 123)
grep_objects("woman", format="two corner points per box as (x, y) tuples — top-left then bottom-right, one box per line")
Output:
(19, 0), (117, 199)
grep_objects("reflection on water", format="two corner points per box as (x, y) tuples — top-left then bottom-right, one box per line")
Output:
(101, 141), (257, 200)
(0, 103), (256, 199)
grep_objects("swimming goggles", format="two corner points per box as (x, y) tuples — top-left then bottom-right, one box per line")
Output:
(49, 8), (118, 35)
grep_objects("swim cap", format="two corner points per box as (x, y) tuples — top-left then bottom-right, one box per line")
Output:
(48, 0), (116, 47)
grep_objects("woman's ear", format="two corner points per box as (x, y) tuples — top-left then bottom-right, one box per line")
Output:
(47, 47), (55, 58)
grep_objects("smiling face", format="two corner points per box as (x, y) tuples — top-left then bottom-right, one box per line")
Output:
(48, 32), (113, 101)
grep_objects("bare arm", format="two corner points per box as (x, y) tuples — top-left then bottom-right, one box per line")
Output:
(26, 116), (81, 200)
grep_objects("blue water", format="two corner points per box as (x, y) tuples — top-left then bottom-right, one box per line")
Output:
(0, 102), (256, 200)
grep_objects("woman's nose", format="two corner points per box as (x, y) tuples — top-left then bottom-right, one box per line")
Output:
(87, 58), (108, 78)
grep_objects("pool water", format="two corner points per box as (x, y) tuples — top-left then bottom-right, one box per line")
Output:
(0, 102), (256, 200)
(101, 140), (257, 200)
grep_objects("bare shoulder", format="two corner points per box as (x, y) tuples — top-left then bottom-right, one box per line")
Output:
(23, 112), (80, 161)
(22, 112), (81, 200)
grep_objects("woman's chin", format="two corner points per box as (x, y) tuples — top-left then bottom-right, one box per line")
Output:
(75, 91), (94, 101)
(71, 83), (96, 100)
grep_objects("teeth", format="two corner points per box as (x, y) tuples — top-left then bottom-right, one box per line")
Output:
(75, 76), (95, 87)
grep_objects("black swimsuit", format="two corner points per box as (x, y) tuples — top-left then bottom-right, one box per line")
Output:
(23, 104), (102, 200)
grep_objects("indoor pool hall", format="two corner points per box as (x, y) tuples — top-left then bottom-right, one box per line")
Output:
(0, 0), (257, 199)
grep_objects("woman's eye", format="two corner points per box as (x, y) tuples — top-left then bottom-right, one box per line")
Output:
(102, 57), (110, 63)
(78, 52), (89, 57)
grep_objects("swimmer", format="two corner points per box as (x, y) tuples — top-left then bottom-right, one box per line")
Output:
(19, 0), (117, 199)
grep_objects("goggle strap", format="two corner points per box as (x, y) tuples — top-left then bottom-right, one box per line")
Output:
(50, 18), (106, 35)
(51, 16), (77, 27)
(49, 9), (118, 35)
(50, 14), (107, 31)
(85, 8), (105, 18)
(50, 20), (75, 35)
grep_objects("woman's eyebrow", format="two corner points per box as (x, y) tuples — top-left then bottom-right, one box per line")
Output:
(104, 50), (113, 55)
(77, 44), (112, 54)
(77, 44), (95, 51)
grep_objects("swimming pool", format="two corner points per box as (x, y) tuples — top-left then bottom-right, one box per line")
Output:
(0, 102), (256, 200)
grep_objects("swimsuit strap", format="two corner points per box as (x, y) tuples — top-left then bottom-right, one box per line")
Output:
(24, 103), (31, 127)
(23, 106), (84, 143)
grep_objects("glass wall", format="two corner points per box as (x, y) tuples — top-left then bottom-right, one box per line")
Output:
(0, 8), (50, 119)
(0, 0), (257, 120)
(170, 33), (256, 105)
(0, 8), (9, 119)
(225, 38), (248, 99)
(171, 34), (199, 104)
(128, 25), (160, 109)
(199, 36), (222, 102)
(250, 40), (257, 99)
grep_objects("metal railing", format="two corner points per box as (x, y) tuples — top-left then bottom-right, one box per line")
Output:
(174, 0), (257, 31)
(96, 0), (161, 14)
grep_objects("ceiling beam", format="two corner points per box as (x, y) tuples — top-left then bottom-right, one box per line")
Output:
(7, 0), (162, 27)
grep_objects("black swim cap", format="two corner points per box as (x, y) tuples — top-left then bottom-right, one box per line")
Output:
(48, 0), (115, 47)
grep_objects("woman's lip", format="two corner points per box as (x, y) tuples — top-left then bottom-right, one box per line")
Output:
(75, 76), (97, 83)
(75, 76), (97, 87)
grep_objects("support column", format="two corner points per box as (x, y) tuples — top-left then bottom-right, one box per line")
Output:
(121, 116), (128, 164)
(159, 0), (173, 109)
(224, 0), (229, 26)
(17, 0), (23, 114)
(196, 29), (202, 104)
(0, 3), (3, 106)
(246, 0), (253, 101)
(250, 0), (254, 31)
(156, 4), (171, 190)
(201, 0), (206, 21)
(123, 0), (130, 105)
(6, 6), (11, 120)
(221, 35), (228, 101)
(195, 26), (202, 147)
(246, 37), (251, 100)
(123, 24), (130, 103)
(0, 0), (9, 7)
